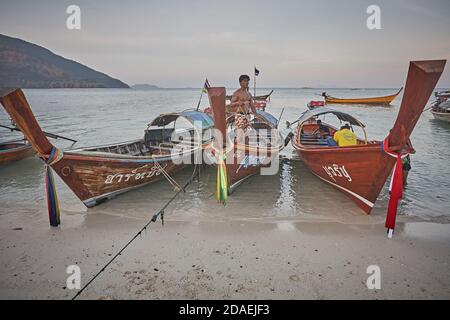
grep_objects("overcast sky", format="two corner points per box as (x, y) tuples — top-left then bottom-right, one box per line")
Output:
(1, 0), (449, 87)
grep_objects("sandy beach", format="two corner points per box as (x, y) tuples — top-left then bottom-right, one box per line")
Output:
(1, 90), (449, 299)
(1, 188), (449, 299)
(1, 0), (450, 304)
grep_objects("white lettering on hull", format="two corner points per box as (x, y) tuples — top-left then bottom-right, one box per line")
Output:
(322, 164), (352, 182)
(104, 164), (167, 184)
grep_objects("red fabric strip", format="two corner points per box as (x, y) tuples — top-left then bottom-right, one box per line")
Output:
(383, 136), (405, 231)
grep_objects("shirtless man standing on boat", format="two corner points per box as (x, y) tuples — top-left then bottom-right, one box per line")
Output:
(230, 75), (256, 114)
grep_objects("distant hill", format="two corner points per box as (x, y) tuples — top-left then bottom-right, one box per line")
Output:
(131, 84), (159, 90)
(0, 34), (129, 88)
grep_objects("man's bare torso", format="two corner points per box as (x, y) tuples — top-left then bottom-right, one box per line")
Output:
(230, 88), (255, 113)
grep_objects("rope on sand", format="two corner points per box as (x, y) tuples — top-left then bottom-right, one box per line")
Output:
(71, 164), (199, 300)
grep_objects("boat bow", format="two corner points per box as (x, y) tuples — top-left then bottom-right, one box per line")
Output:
(389, 60), (446, 149)
(292, 60), (446, 225)
(0, 88), (54, 156)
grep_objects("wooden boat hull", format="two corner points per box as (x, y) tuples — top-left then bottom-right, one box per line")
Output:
(431, 110), (450, 123)
(293, 60), (446, 214)
(207, 87), (283, 195)
(0, 88), (214, 208)
(0, 141), (35, 165)
(48, 151), (189, 207)
(227, 147), (269, 192)
(324, 88), (403, 105)
(294, 143), (394, 213)
(205, 143), (279, 193)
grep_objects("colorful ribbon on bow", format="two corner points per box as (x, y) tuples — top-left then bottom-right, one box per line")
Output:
(216, 152), (228, 206)
(45, 147), (63, 227)
(382, 136), (409, 238)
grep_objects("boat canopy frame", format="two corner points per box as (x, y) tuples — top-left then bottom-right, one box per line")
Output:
(148, 110), (215, 130)
(295, 107), (368, 145)
(296, 107), (365, 128)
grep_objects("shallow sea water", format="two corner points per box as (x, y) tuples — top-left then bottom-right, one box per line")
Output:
(0, 88), (449, 225)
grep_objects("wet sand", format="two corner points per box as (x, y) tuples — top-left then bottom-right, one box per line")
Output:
(1, 206), (449, 299)
(1, 159), (450, 300)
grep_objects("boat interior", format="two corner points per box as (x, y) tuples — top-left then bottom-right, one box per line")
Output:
(74, 128), (204, 158)
(71, 112), (214, 158)
(297, 122), (376, 148)
(432, 100), (450, 113)
(292, 108), (384, 148)
(225, 111), (282, 149)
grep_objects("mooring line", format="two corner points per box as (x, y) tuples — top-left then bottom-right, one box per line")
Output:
(72, 164), (199, 300)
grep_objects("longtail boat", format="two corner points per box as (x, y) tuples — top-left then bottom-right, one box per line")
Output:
(322, 87), (403, 105)
(307, 100), (325, 110)
(434, 90), (450, 99)
(431, 100), (450, 123)
(0, 88), (214, 208)
(205, 87), (284, 200)
(0, 123), (76, 165)
(0, 139), (34, 165)
(291, 60), (446, 235)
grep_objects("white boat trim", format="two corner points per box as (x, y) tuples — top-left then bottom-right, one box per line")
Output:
(312, 172), (375, 208)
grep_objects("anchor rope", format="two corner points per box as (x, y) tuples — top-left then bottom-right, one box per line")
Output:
(153, 159), (182, 191)
(72, 163), (200, 300)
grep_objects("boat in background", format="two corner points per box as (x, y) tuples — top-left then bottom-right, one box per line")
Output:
(251, 90), (273, 111)
(434, 90), (450, 100)
(322, 87), (403, 105)
(0, 123), (77, 166)
(431, 99), (450, 123)
(0, 88), (214, 208)
(205, 87), (284, 200)
(290, 60), (445, 235)
(307, 100), (325, 109)
(0, 139), (34, 165)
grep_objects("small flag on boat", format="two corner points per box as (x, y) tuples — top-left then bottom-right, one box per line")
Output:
(202, 78), (211, 93)
(254, 67), (260, 77)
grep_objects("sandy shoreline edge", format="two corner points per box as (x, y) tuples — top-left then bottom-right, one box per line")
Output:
(1, 209), (449, 299)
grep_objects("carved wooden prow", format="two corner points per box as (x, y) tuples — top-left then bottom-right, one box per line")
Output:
(0, 88), (53, 156)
